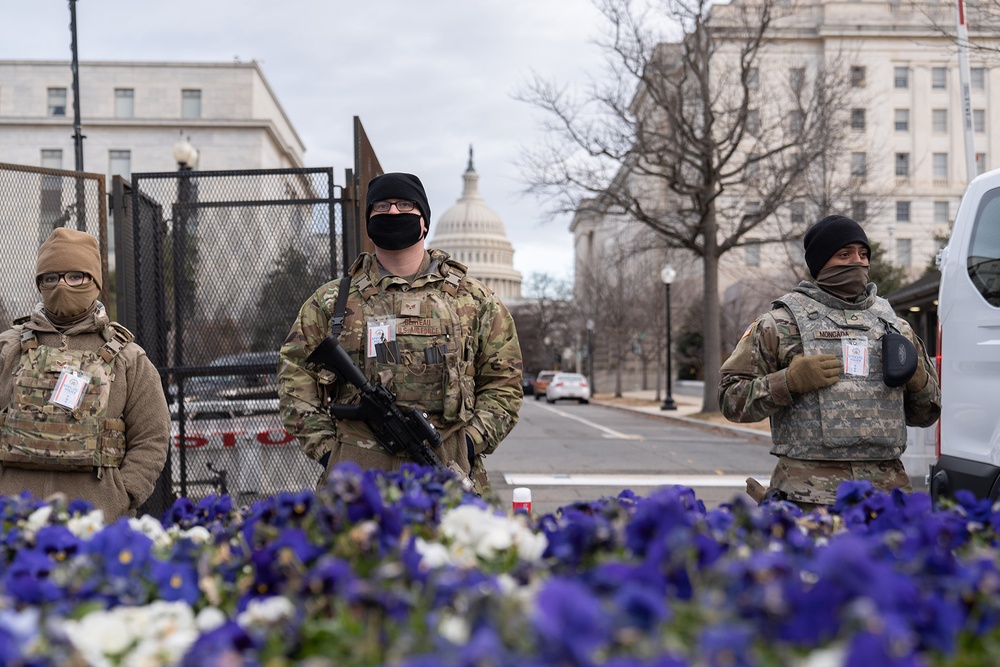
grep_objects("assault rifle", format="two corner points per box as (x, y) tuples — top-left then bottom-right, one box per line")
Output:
(306, 335), (460, 479)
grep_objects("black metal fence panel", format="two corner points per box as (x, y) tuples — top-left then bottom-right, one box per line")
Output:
(123, 168), (341, 510)
(0, 163), (108, 329)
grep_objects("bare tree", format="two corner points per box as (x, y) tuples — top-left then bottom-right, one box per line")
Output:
(518, 0), (864, 412)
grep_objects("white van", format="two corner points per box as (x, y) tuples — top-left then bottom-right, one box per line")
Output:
(930, 168), (1000, 500)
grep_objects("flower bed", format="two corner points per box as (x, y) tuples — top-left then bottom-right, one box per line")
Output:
(0, 463), (998, 666)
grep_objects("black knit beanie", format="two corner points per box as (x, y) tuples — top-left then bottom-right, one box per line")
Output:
(365, 173), (431, 229)
(803, 214), (871, 278)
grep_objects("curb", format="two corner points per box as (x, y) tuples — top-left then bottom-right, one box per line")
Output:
(590, 400), (773, 443)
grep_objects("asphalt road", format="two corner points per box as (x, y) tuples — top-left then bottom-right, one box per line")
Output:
(486, 398), (774, 515)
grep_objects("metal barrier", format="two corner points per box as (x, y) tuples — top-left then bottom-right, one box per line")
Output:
(0, 163), (108, 330)
(119, 168), (342, 512)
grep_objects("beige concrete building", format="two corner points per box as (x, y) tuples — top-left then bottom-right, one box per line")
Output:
(0, 59), (305, 176)
(430, 149), (523, 302)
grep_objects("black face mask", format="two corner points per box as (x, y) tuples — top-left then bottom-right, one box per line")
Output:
(367, 213), (424, 251)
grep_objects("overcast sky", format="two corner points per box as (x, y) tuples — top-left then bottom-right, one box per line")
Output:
(0, 1), (612, 288)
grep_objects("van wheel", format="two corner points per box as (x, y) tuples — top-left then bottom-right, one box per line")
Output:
(535, 394), (542, 401)
(546, 397), (556, 404)
(579, 398), (589, 404)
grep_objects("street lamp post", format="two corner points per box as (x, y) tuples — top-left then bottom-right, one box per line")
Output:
(660, 265), (677, 411)
(586, 319), (595, 396)
(171, 135), (198, 498)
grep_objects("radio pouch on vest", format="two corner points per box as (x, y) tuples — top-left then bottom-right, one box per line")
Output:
(880, 319), (917, 388)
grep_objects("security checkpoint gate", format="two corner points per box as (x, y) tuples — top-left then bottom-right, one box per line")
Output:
(116, 168), (347, 511)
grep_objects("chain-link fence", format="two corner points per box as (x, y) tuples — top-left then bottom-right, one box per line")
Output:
(0, 163), (108, 329)
(121, 168), (341, 511)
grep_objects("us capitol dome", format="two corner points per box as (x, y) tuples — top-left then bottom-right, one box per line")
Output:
(430, 148), (522, 302)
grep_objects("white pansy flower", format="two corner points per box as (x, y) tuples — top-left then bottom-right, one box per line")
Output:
(61, 601), (200, 667)
(67, 510), (106, 539)
(438, 613), (470, 645)
(24, 505), (53, 537)
(438, 505), (547, 566)
(195, 606), (228, 632)
(414, 537), (453, 569)
(179, 525), (212, 544)
(237, 596), (296, 627)
(129, 515), (169, 548)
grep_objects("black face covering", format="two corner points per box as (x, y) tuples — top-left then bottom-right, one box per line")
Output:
(366, 213), (423, 251)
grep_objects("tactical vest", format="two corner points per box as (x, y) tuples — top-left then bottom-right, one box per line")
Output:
(769, 291), (907, 460)
(329, 258), (475, 448)
(0, 323), (133, 475)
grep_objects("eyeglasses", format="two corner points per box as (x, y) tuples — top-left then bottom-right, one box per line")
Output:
(39, 271), (93, 287)
(371, 200), (417, 213)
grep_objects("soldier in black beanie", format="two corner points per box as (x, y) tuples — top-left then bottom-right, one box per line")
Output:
(279, 166), (524, 498)
(719, 213), (940, 511)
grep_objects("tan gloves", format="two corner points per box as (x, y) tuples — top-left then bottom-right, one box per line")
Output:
(785, 353), (841, 394)
(905, 354), (928, 392)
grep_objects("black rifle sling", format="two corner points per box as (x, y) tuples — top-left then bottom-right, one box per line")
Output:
(329, 275), (352, 342)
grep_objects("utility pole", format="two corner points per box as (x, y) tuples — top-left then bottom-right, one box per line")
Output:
(69, 0), (85, 172)
(955, 0), (976, 182)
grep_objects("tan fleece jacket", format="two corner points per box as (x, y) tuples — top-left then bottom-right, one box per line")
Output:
(0, 303), (169, 521)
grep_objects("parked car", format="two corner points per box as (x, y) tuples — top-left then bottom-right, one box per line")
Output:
(522, 372), (537, 396)
(930, 166), (1000, 501)
(545, 372), (591, 404)
(533, 370), (558, 401)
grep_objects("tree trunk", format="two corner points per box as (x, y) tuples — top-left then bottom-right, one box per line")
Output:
(701, 204), (722, 413)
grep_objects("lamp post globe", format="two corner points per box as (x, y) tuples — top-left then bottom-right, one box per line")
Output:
(172, 135), (198, 171)
(660, 265), (677, 411)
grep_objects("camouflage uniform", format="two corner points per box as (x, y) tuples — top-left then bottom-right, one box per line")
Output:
(279, 249), (523, 492)
(719, 281), (941, 505)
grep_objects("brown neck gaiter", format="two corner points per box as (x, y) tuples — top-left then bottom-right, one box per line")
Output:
(815, 263), (870, 301)
(41, 283), (100, 324)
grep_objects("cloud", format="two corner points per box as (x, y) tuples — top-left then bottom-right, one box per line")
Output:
(1, 0), (609, 284)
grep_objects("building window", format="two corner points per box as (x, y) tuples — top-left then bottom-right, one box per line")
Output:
(850, 108), (866, 131)
(850, 66), (866, 87)
(181, 89), (202, 118)
(108, 150), (131, 180)
(894, 67), (909, 89)
(114, 88), (134, 118)
(894, 109), (909, 132)
(790, 201), (805, 223)
(747, 109), (760, 135)
(747, 154), (760, 180)
(748, 67), (759, 90)
(40, 149), (63, 169)
(851, 200), (867, 222)
(790, 67), (805, 93)
(931, 67), (948, 89)
(851, 152), (867, 179)
(745, 241), (761, 267)
(932, 109), (948, 133)
(896, 201), (911, 223)
(934, 201), (949, 224)
(976, 152), (988, 176)
(933, 153), (949, 181)
(47, 87), (67, 116)
(895, 153), (910, 178)
(971, 67), (986, 90)
(896, 238), (912, 267)
(974, 109), (986, 133)
(789, 110), (804, 133)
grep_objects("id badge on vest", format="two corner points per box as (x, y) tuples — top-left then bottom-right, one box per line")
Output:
(50, 368), (92, 411)
(367, 318), (399, 363)
(842, 337), (869, 377)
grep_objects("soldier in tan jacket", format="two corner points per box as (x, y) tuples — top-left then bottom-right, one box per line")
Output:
(719, 215), (941, 509)
(0, 228), (169, 520)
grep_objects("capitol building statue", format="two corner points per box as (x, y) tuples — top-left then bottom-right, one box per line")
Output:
(430, 148), (522, 302)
